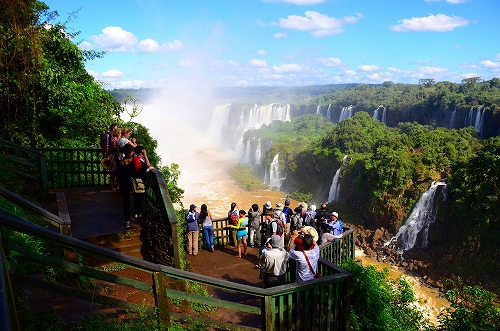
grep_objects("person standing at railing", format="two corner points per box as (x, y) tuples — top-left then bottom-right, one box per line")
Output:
(287, 233), (320, 282)
(109, 126), (121, 190)
(132, 145), (153, 227)
(185, 204), (200, 256)
(230, 209), (248, 258)
(199, 204), (215, 252)
(116, 144), (135, 229)
(248, 203), (261, 248)
(227, 202), (239, 247)
(117, 128), (137, 161)
(259, 235), (288, 288)
(320, 211), (343, 243)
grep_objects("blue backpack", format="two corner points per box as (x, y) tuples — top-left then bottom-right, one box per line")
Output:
(187, 211), (196, 223)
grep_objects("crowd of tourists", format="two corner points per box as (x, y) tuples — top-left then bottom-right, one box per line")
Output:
(101, 124), (154, 229)
(184, 199), (344, 287)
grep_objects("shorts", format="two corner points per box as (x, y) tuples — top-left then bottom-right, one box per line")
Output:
(236, 229), (247, 240)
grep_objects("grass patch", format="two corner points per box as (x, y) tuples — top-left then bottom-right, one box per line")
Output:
(229, 164), (268, 191)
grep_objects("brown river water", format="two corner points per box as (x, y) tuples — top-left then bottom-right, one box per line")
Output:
(134, 100), (448, 325)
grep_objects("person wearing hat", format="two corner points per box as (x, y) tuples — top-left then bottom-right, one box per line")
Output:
(288, 232), (320, 282)
(321, 211), (343, 244)
(185, 204), (200, 255)
(259, 235), (288, 288)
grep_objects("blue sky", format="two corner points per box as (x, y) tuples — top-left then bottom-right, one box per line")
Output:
(44, 0), (500, 89)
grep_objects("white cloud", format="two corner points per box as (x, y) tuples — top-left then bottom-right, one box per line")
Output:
(344, 69), (356, 76)
(358, 65), (380, 72)
(276, 11), (362, 37)
(102, 69), (124, 78)
(90, 26), (183, 53)
(178, 58), (195, 68)
(417, 66), (448, 75)
(391, 14), (469, 32)
(496, 53), (500, 60)
(318, 57), (343, 67)
(272, 63), (305, 73)
(257, 49), (267, 56)
(250, 59), (268, 67)
(78, 41), (94, 51)
(481, 60), (500, 69)
(274, 32), (288, 39)
(91, 26), (137, 52)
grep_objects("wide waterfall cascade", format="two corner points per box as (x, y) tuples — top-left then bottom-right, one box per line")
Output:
(208, 104), (230, 144)
(387, 181), (447, 253)
(230, 103), (291, 158)
(327, 155), (348, 202)
(267, 153), (286, 190)
(338, 106), (353, 122)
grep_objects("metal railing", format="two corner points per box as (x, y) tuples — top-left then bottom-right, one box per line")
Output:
(0, 213), (351, 330)
(0, 139), (47, 191)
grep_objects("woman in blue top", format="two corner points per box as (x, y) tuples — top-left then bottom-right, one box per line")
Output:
(230, 210), (248, 258)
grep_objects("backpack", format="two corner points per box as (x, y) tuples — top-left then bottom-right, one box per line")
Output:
(187, 211), (196, 223)
(292, 213), (303, 230)
(271, 219), (284, 236)
(131, 177), (145, 194)
(230, 210), (238, 225)
(304, 211), (315, 226)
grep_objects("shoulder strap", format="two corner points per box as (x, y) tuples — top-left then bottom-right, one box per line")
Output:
(301, 251), (315, 274)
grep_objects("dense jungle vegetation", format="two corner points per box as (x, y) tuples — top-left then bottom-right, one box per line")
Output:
(1, 1), (498, 330)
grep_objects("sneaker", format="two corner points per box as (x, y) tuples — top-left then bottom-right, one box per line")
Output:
(250, 244), (254, 248)
(124, 221), (131, 229)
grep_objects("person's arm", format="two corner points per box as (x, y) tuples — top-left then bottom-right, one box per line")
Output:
(288, 231), (298, 252)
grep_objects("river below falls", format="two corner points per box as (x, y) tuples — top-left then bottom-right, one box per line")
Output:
(134, 102), (449, 326)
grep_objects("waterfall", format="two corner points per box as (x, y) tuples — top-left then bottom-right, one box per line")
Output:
(449, 108), (456, 129)
(316, 105), (321, 114)
(474, 106), (484, 136)
(242, 138), (252, 163)
(267, 153), (285, 190)
(388, 181), (447, 252)
(338, 106), (353, 122)
(373, 107), (379, 120)
(327, 155), (348, 202)
(255, 138), (262, 165)
(326, 104), (332, 119)
(208, 104), (230, 144)
(381, 107), (387, 125)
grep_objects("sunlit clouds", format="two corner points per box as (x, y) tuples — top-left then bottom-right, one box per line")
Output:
(276, 11), (363, 37)
(90, 26), (184, 53)
(391, 14), (469, 32)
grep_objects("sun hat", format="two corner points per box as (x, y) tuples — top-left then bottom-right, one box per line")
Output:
(265, 201), (272, 209)
(331, 211), (339, 218)
(100, 157), (112, 170)
(276, 202), (283, 208)
(302, 226), (319, 242)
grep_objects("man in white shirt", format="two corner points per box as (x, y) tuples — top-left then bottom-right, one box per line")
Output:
(288, 233), (320, 282)
(259, 235), (289, 288)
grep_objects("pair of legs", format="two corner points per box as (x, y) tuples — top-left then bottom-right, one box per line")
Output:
(235, 232), (247, 258)
(203, 226), (214, 251)
(321, 232), (342, 244)
(133, 192), (149, 225)
(248, 226), (261, 247)
(120, 188), (132, 228)
(187, 230), (199, 255)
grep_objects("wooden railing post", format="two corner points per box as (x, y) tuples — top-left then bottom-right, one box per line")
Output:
(153, 272), (170, 327)
(262, 295), (274, 331)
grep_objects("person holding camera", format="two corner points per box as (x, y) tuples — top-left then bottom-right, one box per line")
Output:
(259, 235), (288, 288)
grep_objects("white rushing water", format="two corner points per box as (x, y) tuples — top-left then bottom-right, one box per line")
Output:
(327, 155), (348, 202)
(388, 181), (446, 252)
